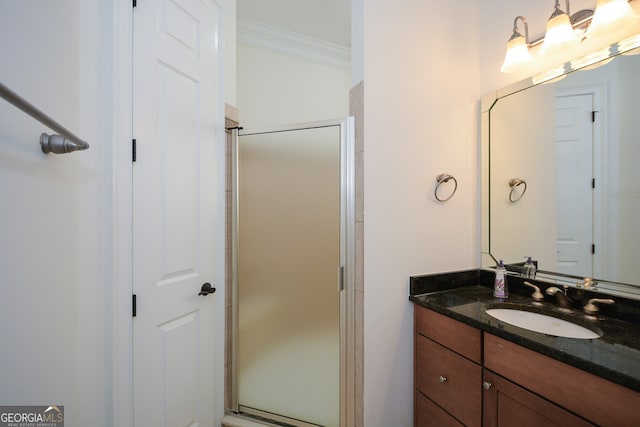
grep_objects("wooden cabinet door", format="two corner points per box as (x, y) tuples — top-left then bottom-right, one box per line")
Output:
(482, 369), (595, 427)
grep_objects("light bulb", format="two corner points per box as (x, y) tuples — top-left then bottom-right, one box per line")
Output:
(501, 33), (534, 73)
(587, 0), (638, 40)
(540, 10), (580, 56)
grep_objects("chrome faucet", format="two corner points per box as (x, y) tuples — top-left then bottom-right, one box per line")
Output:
(545, 286), (573, 309)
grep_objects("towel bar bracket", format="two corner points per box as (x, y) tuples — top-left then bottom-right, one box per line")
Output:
(40, 133), (88, 154)
(0, 82), (90, 155)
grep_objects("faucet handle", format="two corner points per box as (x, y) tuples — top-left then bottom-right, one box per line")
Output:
(545, 286), (562, 296)
(523, 281), (544, 302)
(583, 298), (615, 316)
(578, 278), (598, 289)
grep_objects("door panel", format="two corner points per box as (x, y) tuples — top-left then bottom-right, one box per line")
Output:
(133, 0), (220, 425)
(236, 125), (341, 427)
(556, 94), (594, 276)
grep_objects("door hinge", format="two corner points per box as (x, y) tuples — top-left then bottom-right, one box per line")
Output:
(592, 111), (597, 122)
(132, 294), (137, 317)
(133, 0), (137, 7)
(338, 266), (345, 291)
(592, 178), (595, 189)
(592, 244), (596, 254)
(132, 139), (137, 162)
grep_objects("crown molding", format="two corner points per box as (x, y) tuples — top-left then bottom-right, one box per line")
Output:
(238, 19), (351, 69)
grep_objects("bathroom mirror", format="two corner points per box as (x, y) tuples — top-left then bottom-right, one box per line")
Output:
(481, 39), (640, 300)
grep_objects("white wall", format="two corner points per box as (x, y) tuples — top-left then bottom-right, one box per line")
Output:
(225, 0), (237, 106)
(361, 1), (480, 425)
(0, 1), (114, 425)
(236, 42), (351, 128)
(351, 0), (364, 85)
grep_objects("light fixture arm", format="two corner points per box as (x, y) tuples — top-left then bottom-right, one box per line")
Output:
(564, 0), (571, 20)
(552, 0), (572, 16)
(550, 0), (573, 20)
(512, 16), (530, 44)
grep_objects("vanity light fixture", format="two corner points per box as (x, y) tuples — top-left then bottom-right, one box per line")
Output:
(500, 0), (639, 73)
(540, 0), (581, 56)
(501, 0), (589, 73)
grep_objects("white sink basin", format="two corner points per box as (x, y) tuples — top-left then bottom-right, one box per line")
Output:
(486, 308), (601, 339)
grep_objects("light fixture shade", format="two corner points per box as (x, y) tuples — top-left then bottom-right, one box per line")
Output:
(500, 33), (534, 73)
(587, 0), (638, 40)
(540, 8), (580, 56)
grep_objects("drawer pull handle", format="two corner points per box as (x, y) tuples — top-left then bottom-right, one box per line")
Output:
(483, 381), (492, 390)
(439, 376), (447, 384)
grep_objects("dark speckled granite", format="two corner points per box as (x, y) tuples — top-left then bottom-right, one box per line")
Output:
(409, 269), (640, 393)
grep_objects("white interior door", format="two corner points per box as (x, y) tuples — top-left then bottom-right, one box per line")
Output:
(133, 0), (220, 425)
(555, 94), (594, 276)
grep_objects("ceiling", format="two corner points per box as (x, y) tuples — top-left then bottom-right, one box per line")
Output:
(237, 0), (351, 47)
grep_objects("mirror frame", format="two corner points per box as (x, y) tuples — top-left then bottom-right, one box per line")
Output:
(480, 38), (640, 300)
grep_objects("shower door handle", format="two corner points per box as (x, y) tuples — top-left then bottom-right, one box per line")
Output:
(199, 282), (216, 296)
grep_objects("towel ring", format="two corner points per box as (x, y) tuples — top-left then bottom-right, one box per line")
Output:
(509, 178), (527, 202)
(435, 173), (457, 202)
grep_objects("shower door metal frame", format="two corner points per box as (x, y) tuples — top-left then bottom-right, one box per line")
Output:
(229, 117), (356, 427)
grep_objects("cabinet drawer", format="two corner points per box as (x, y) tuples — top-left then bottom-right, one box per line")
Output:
(416, 334), (482, 427)
(415, 305), (481, 363)
(415, 391), (464, 427)
(485, 333), (640, 427)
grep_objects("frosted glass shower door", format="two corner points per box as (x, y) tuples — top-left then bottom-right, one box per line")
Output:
(237, 124), (341, 427)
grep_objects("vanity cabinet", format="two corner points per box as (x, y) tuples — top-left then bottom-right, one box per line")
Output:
(414, 305), (640, 427)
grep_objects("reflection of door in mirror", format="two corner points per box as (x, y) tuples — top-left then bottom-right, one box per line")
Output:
(236, 124), (341, 427)
(555, 58), (639, 284)
(555, 93), (594, 277)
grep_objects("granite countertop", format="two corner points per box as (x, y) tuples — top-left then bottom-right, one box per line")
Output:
(409, 269), (640, 393)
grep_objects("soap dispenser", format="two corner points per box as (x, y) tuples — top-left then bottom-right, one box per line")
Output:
(494, 260), (508, 298)
(523, 256), (536, 278)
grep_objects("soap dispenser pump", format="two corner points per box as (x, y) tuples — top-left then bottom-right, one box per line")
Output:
(494, 260), (508, 298)
(523, 256), (536, 278)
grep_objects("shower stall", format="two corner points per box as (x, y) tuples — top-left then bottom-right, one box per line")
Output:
(228, 118), (355, 427)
